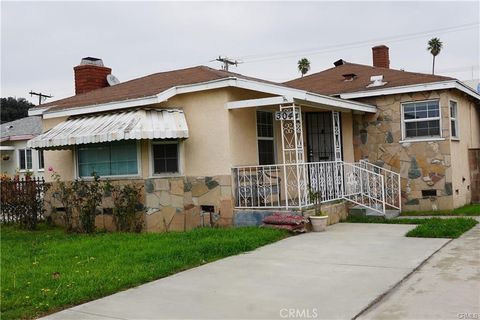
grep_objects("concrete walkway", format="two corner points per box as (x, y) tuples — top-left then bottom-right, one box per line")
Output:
(41, 223), (448, 320)
(359, 222), (480, 320)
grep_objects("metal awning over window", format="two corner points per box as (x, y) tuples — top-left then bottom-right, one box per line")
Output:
(28, 109), (188, 149)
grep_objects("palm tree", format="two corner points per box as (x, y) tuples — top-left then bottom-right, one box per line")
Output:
(297, 58), (311, 77)
(427, 38), (443, 75)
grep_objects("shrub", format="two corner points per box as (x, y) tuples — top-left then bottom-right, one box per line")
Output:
(109, 183), (144, 232)
(72, 173), (104, 233)
(50, 171), (105, 233)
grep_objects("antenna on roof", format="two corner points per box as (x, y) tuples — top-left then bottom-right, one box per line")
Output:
(29, 91), (53, 105)
(214, 56), (242, 71)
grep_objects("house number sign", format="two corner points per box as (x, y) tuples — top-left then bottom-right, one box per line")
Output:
(275, 110), (300, 121)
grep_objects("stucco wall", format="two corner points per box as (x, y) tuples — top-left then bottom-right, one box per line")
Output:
(42, 117), (74, 182)
(353, 89), (479, 211)
(341, 111), (355, 163)
(448, 90), (480, 207)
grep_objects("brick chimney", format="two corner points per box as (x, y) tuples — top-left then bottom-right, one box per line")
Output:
(74, 57), (111, 95)
(372, 45), (390, 69)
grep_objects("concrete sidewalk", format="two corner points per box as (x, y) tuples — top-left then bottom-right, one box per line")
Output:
(359, 222), (480, 320)
(41, 223), (448, 320)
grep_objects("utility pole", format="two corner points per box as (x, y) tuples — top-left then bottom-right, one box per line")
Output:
(215, 56), (241, 71)
(29, 91), (53, 105)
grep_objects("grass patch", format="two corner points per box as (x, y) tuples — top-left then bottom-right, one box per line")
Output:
(346, 215), (424, 224)
(1, 225), (288, 320)
(400, 204), (480, 216)
(405, 218), (478, 238)
(345, 215), (477, 239)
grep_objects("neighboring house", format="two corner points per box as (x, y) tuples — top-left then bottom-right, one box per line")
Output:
(1, 116), (45, 178)
(27, 49), (479, 232)
(285, 45), (480, 208)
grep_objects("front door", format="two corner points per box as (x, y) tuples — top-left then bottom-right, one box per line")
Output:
(306, 112), (337, 162)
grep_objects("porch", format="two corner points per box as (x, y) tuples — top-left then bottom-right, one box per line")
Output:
(228, 99), (401, 215)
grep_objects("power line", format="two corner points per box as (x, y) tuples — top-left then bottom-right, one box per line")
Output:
(238, 22), (479, 64)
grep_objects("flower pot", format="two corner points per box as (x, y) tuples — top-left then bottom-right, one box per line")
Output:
(309, 215), (328, 232)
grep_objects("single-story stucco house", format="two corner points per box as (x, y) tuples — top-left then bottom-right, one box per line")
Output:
(1, 116), (45, 178)
(27, 46), (480, 231)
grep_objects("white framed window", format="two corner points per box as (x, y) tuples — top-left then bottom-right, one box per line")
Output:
(151, 141), (180, 175)
(402, 100), (441, 140)
(38, 149), (45, 170)
(18, 149), (33, 171)
(449, 100), (459, 139)
(77, 140), (139, 177)
(256, 110), (275, 165)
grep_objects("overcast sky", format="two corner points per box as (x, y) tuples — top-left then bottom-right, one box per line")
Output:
(1, 1), (479, 105)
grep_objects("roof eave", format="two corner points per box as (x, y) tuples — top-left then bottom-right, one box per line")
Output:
(339, 80), (480, 101)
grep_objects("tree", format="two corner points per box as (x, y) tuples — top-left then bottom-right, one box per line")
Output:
(0, 97), (34, 123)
(297, 58), (311, 77)
(427, 38), (443, 75)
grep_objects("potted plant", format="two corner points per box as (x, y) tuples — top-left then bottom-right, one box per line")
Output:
(308, 189), (328, 232)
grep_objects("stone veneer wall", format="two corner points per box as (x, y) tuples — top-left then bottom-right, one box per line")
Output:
(143, 175), (234, 232)
(353, 91), (454, 211)
(45, 175), (234, 232)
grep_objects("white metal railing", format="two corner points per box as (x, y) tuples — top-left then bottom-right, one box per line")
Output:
(356, 160), (401, 210)
(343, 162), (385, 215)
(232, 161), (389, 214)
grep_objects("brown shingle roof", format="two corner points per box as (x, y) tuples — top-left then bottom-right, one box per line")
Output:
(35, 66), (281, 112)
(284, 62), (454, 96)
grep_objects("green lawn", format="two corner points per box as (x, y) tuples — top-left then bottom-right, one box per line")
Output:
(1, 225), (288, 320)
(400, 204), (480, 216)
(345, 216), (478, 239)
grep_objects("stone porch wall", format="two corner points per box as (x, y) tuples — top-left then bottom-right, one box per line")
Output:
(353, 91), (454, 211)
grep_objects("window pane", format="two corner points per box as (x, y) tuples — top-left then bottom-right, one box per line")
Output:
(78, 141), (137, 177)
(38, 150), (44, 169)
(26, 150), (32, 170)
(153, 143), (178, 174)
(19, 149), (26, 170)
(404, 112), (415, 120)
(403, 101), (440, 138)
(451, 120), (457, 137)
(258, 140), (275, 165)
(450, 101), (457, 117)
(257, 111), (274, 138)
(405, 120), (440, 138)
(110, 141), (137, 175)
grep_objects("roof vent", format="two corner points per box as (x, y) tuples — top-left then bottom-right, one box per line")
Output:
(367, 75), (387, 88)
(334, 59), (346, 67)
(80, 57), (104, 67)
(342, 73), (357, 81)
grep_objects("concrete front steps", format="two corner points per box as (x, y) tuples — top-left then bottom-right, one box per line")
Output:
(349, 205), (400, 219)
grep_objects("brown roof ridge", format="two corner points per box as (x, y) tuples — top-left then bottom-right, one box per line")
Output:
(337, 61), (455, 80)
(32, 64), (288, 113)
(33, 65), (237, 110)
(284, 61), (455, 85)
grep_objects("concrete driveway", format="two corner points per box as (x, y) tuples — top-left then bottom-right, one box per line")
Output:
(41, 223), (448, 320)
(359, 222), (480, 320)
